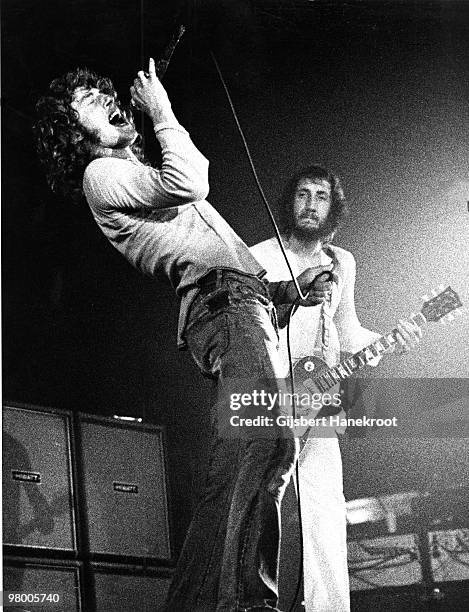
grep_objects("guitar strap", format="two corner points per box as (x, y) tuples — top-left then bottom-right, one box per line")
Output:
(316, 244), (340, 364)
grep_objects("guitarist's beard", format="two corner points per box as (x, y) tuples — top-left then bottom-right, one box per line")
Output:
(291, 217), (336, 243)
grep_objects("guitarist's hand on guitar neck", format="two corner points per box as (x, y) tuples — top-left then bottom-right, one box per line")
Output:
(291, 286), (462, 448)
(387, 318), (423, 356)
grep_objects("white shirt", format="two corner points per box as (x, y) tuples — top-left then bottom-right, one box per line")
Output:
(250, 237), (380, 375)
(83, 123), (264, 348)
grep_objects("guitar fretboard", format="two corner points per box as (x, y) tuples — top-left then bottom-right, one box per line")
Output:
(313, 312), (426, 393)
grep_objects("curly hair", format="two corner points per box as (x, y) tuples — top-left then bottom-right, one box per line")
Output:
(278, 165), (348, 242)
(35, 67), (143, 201)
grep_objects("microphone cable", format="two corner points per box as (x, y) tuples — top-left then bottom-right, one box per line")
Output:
(210, 49), (306, 612)
(210, 51), (308, 302)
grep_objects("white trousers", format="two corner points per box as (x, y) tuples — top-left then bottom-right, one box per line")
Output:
(297, 436), (350, 612)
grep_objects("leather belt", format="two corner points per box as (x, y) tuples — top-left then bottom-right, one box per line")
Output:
(197, 269), (268, 298)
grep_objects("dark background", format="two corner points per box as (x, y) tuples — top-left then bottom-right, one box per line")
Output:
(3, 0), (469, 552)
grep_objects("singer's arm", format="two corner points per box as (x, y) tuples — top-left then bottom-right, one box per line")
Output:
(268, 269), (333, 327)
(83, 58), (209, 211)
(269, 268), (333, 306)
(268, 268), (333, 329)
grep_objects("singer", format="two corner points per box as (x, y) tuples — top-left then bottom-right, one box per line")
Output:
(34, 59), (324, 612)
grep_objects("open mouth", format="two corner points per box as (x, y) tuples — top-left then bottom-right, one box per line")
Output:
(108, 109), (128, 127)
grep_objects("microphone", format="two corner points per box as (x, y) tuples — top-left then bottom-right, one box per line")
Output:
(155, 24), (186, 80)
(129, 24), (185, 110)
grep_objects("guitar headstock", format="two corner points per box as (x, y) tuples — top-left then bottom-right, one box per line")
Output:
(420, 286), (463, 323)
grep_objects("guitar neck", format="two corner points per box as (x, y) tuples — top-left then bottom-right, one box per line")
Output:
(313, 312), (427, 393)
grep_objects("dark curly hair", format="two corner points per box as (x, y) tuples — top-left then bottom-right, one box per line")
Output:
(35, 67), (143, 201)
(278, 165), (348, 242)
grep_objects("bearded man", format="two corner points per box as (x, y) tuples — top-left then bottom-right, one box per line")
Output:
(250, 165), (422, 612)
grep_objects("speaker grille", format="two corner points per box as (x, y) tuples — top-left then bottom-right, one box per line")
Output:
(3, 558), (82, 612)
(80, 416), (171, 559)
(93, 566), (172, 612)
(2, 405), (76, 552)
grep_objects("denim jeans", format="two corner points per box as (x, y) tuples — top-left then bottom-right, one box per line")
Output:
(164, 271), (298, 612)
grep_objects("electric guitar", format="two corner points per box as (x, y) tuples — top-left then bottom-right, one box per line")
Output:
(290, 286), (463, 444)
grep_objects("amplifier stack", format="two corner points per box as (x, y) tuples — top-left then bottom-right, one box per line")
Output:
(3, 402), (173, 611)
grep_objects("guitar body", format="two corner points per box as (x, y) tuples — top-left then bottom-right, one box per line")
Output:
(289, 355), (344, 443)
(293, 355), (341, 416)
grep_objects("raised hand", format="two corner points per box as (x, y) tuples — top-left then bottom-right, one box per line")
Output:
(130, 58), (175, 124)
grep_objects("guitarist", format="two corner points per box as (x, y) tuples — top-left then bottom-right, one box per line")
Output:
(250, 165), (422, 612)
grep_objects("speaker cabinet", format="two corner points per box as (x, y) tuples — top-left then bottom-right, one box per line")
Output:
(3, 557), (82, 612)
(79, 414), (171, 559)
(91, 562), (173, 612)
(2, 404), (77, 552)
